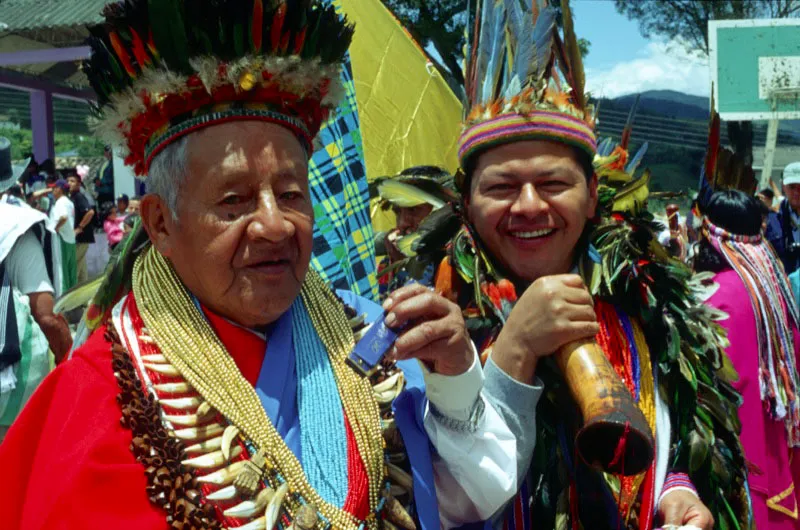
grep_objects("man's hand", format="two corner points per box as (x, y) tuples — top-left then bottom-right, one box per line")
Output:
(659, 490), (714, 530)
(491, 274), (598, 384)
(383, 283), (472, 376)
(74, 227), (83, 236)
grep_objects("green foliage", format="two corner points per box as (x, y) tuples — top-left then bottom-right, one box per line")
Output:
(0, 127), (106, 160)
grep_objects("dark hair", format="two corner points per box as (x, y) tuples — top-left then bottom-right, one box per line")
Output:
(759, 188), (775, 200)
(7, 185), (23, 199)
(703, 189), (763, 236)
(40, 159), (56, 174)
(399, 165), (450, 178)
(693, 190), (763, 273)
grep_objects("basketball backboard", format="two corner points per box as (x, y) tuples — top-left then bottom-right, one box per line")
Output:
(709, 18), (800, 121)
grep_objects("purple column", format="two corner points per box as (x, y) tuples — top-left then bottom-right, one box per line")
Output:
(30, 90), (54, 162)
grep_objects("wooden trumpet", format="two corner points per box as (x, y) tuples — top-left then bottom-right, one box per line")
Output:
(556, 338), (655, 476)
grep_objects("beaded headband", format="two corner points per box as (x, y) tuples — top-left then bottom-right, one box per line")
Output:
(82, 0), (353, 177)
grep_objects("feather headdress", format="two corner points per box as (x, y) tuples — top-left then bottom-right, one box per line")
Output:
(593, 96), (651, 215)
(82, 0), (354, 176)
(457, 0), (596, 180)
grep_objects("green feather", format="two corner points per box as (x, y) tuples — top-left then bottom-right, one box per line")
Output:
(147, 0), (191, 72)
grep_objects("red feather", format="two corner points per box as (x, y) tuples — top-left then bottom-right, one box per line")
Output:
(293, 27), (307, 55)
(705, 110), (721, 181)
(109, 32), (136, 77)
(252, 0), (264, 52)
(620, 126), (631, 150)
(129, 28), (150, 70)
(271, 3), (287, 51)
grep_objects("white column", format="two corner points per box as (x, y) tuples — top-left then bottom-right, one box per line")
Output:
(760, 118), (780, 190)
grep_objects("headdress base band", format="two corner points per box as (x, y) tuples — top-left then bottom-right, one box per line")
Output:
(144, 108), (312, 174)
(458, 111), (597, 169)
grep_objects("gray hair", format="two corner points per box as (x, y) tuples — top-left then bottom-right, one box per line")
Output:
(147, 135), (190, 220)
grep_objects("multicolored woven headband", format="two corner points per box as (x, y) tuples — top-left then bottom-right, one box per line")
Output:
(457, 111), (597, 173)
(702, 218), (762, 244)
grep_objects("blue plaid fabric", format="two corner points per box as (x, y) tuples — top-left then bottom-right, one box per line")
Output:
(308, 56), (378, 301)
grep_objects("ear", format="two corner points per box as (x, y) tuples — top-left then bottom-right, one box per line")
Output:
(587, 172), (599, 219)
(139, 194), (177, 257)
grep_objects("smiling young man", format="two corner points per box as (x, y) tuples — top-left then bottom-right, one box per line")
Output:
(0, 2), (518, 529)
(413, 2), (750, 529)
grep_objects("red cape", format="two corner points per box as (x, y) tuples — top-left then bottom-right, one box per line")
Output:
(0, 302), (368, 529)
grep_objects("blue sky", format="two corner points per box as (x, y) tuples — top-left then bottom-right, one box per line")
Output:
(572, 0), (710, 98)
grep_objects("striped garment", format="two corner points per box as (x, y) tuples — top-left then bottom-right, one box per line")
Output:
(0, 286), (52, 428)
(308, 56), (378, 300)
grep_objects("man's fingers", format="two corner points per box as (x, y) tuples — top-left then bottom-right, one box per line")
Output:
(393, 319), (453, 358)
(554, 274), (586, 288)
(384, 283), (430, 309)
(385, 292), (452, 328)
(561, 285), (595, 306)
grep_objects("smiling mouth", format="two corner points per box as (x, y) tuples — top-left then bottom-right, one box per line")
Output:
(509, 228), (556, 240)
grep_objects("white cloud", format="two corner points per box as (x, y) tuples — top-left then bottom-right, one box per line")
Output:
(585, 41), (709, 99)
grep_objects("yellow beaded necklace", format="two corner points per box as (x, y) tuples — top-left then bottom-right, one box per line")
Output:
(132, 247), (385, 529)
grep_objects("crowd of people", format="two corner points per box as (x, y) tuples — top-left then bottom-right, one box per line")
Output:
(0, 1), (798, 529)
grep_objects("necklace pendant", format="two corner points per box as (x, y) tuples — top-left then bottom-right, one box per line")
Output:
(234, 448), (266, 497)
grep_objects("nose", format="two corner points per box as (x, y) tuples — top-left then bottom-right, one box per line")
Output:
(511, 183), (547, 218)
(246, 191), (295, 242)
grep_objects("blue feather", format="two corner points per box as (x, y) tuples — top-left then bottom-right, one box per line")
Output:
(625, 141), (648, 174)
(529, 6), (556, 81)
(597, 137), (615, 157)
(478, 0), (507, 103)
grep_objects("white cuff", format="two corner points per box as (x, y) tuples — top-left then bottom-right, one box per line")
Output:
(419, 344), (482, 423)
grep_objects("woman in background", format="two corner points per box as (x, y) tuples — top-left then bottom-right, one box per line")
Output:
(696, 190), (800, 529)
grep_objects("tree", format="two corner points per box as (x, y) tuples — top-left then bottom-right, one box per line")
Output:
(381, 0), (467, 90)
(614, 0), (800, 167)
(381, 1), (590, 95)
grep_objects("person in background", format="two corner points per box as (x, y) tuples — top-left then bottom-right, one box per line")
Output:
(0, 137), (71, 442)
(695, 189), (800, 529)
(94, 145), (114, 214)
(126, 195), (141, 214)
(758, 187), (776, 211)
(67, 173), (96, 283)
(49, 179), (76, 291)
(767, 162), (800, 274)
(102, 195), (130, 251)
(18, 158), (41, 195)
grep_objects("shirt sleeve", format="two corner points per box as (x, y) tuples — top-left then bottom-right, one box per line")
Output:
(420, 348), (520, 529)
(5, 230), (53, 295)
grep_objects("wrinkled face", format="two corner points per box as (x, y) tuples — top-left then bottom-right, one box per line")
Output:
(394, 203), (433, 234)
(143, 121), (313, 328)
(467, 140), (597, 284)
(67, 176), (81, 193)
(784, 183), (800, 212)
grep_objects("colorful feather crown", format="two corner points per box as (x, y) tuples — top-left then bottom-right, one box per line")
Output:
(458, 0), (596, 175)
(82, 0), (354, 176)
(697, 94), (756, 208)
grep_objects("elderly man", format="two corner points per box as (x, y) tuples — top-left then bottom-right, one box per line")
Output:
(767, 162), (800, 274)
(405, 2), (750, 529)
(0, 138), (71, 441)
(0, 2), (517, 529)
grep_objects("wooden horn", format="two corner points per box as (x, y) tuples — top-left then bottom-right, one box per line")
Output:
(555, 338), (655, 476)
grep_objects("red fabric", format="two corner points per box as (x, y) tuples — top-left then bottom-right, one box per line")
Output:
(0, 326), (165, 530)
(0, 301), (370, 528)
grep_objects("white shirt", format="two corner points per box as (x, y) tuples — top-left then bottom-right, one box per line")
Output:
(422, 351), (517, 528)
(49, 195), (75, 244)
(5, 230), (53, 295)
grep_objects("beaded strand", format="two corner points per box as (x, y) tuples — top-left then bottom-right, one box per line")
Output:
(132, 247), (385, 529)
